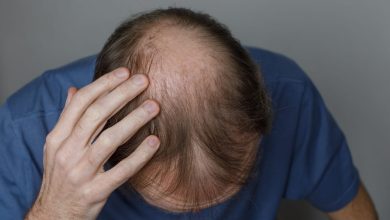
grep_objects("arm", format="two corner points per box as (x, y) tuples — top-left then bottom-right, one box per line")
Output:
(327, 182), (378, 220)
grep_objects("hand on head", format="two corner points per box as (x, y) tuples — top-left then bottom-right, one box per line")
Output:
(26, 68), (160, 220)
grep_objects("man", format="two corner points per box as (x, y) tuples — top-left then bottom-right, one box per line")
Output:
(0, 7), (377, 220)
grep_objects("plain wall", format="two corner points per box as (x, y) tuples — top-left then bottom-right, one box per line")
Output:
(0, 0), (388, 219)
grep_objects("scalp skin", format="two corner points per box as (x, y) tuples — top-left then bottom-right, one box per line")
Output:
(121, 22), (259, 212)
(93, 8), (272, 213)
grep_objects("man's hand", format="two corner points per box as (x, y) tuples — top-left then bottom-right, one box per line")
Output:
(327, 183), (378, 220)
(25, 67), (160, 220)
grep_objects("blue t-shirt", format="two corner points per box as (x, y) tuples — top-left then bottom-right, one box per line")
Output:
(0, 47), (360, 220)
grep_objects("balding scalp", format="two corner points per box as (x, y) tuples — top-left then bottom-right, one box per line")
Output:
(93, 7), (272, 212)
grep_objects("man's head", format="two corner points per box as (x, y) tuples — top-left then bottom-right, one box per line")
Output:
(93, 7), (272, 213)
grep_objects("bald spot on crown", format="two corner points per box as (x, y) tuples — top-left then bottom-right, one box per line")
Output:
(121, 20), (256, 212)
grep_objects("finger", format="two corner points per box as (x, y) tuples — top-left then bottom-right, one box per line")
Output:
(49, 68), (130, 146)
(59, 87), (78, 119)
(54, 87), (77, 131)
(81, 99), (160, 172)
(89, 121), (107, 145)
(45, 87), (78, 165)
(65, 87), (78, 107)
(69, 73), (149, 147)
(95, 135), (160, 196)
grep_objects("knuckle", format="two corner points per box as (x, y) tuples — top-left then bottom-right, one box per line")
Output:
(80, 186), (95, 201)
(45, 132), (58, 146)
(135, 149), (153, 164)
(84, 106), (103, 123)
(85, 151), (98, 167)
(116, 84), (129, 98)
(67, 169), (81, 185)
(138, 149), (150, 162)
(72, 91), (87, 104)
(123, 162), (137, 177)
(101, 74), (116, 88)
(55, 150), (69, 169)
(110, 171), (127, 185)
(81, 185), (106, 202)
(133, 110), (148, 125)
(97, 133), (114, 146)
(73, 121), (88, 138)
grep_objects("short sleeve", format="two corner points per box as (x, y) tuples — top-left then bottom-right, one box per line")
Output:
(0, 102), (29, 219)
(285, 77), (360, 212)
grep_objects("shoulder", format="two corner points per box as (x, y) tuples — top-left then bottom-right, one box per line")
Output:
(245, 46), (314, 115)
(245, 46), (311, 84)
(5, 55), (97, 121)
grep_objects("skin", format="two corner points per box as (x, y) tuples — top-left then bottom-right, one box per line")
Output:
(25, 67), (161, 220)
(23, 65), (378, 219)
(327, 183), (378, 220)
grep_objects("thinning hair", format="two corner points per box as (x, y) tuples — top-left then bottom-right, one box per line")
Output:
(93, 7), (273, 212)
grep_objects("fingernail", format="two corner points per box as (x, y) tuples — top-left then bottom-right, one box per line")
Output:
(132, 74), (146, 85)
(143, 101), (158, 113)
(148, 136), (159, 147)
(115, 70), (129, 78)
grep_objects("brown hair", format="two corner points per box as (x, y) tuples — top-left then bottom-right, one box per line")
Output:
(93, 7), (272, 212)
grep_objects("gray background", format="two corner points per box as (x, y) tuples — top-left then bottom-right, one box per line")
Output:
(0, 0), (388, 219)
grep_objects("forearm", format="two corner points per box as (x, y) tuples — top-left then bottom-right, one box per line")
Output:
(327, 183), (378, 220)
